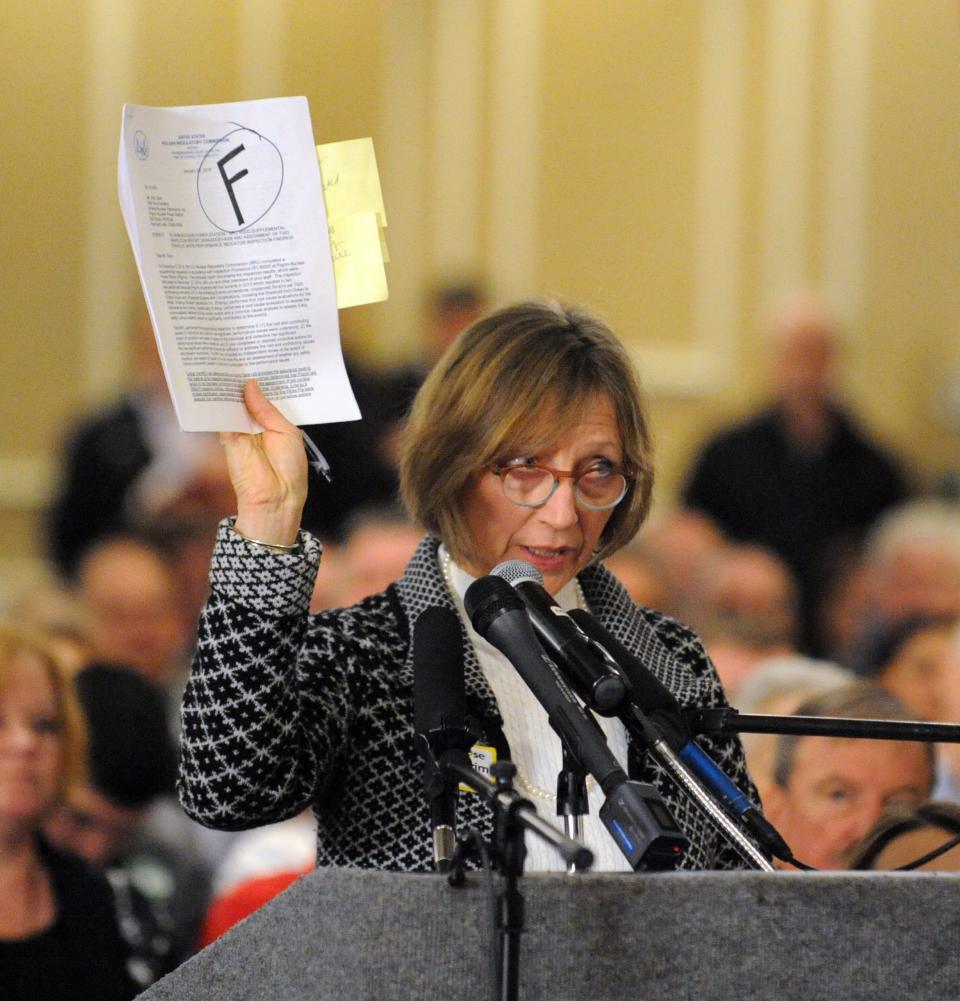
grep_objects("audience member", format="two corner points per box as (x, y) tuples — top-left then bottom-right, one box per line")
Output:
(73, 533), (190, 693)
(46, 310), (233, 577)
(817, 550), (874, 667)
(197, 866), (311, 950)
(867, 615), (959, 724)
(763, 681), (934, 869)
(43, 664), (207, 978)
(734, 655), (855, 808)
(71, 533), (241, 884)
(681, 293), (909, 656)
(633, 509), (725, 618)
(141, 512), (221, 638)
(298, 357), (411, 541)
(683, 543), (799, 698)
(0, 625), (137, 1000)
(334, 505), (424, 607)
(933, 621), (960, 803)
(424, 280), (489, 362)
(853, 498), (960, 668)
(849, 800), (960, 871)
(602, 537), (675, 612)
(196, 811), (316, 949)
(2, 578), (93, 678)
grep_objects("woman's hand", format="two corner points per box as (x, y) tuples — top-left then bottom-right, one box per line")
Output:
(220, 380), (308, 546)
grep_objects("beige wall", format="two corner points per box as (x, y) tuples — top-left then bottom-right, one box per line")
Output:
(1, 0), (958, 598)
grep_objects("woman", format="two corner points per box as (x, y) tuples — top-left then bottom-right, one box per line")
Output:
(0, 626), (137, 1000)
(178, 300), (757, 871)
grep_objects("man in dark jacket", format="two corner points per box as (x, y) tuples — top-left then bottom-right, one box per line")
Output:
(682, 295), (909, 656)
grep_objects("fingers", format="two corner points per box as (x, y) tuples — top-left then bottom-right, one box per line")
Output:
(243, 379), (297, 434)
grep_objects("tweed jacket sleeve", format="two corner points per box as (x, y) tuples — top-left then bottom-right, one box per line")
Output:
(177, 520), (332, 830)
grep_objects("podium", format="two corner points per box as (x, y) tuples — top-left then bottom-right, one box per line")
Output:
(138, 867), (959, 1000)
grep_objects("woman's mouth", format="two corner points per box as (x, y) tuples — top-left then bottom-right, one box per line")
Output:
(520, 545), (573, 568)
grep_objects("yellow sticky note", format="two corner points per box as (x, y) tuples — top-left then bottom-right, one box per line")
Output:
(329, 211), (389, 309)
(317, 137), (387, 227)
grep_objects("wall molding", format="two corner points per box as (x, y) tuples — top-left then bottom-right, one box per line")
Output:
(487, 0), (541, 303)
(237, 0), (285, 100)
(760, 0), (813, 301)
(428, 1), (485, 278)
(635, 1), (747, 396)
(379, 1), (431, 361)
(821, 0), (871, 324)
(82, 1), (136, 405)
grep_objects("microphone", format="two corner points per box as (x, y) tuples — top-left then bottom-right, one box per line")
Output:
(490, 560), (627, 714)
(567, 607), (790, 861)
(464, 574), (688, 870)
(412, 606), (476, 872)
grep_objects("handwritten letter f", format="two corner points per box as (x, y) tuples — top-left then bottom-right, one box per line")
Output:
(218, 145), (248, 227)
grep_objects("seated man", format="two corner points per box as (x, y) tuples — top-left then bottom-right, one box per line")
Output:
(763, 681), (934, 869)
(734, 654), (854, 808)
(682, 543), (800, 698)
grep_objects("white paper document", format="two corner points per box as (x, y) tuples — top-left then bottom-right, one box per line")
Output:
(118, 96), (361, 432)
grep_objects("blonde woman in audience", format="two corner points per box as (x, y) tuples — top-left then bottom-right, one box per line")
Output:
(866, 614), (960, 804)
(0, 625), (137, 1000)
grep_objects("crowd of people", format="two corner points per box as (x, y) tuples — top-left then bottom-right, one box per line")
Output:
(2, 290), (959, 995)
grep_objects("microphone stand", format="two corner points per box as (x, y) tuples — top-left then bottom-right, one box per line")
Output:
(556, 747), (590, 873)
(685, 709), (960, 745)
(617, 705), (775, 871)
(445, 759), (592, 1001)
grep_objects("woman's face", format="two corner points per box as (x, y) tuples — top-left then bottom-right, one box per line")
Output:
(880, 625), (954, 721)
(461, 394), (622, 594)
(0, 655), (64, 830)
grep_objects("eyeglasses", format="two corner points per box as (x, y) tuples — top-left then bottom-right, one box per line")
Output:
(490, 460), (631, 511)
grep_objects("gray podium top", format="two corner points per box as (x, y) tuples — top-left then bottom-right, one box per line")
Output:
(139, 867), (959, 1001)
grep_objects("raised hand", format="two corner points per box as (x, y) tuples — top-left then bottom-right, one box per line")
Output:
(220, 380), (308, 547)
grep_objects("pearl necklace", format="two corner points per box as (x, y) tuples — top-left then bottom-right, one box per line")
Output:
(437, 546), (594, 802)
(437, 547), (589, 617)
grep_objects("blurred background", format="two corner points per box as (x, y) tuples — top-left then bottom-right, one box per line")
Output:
(1, 0), (958, 596)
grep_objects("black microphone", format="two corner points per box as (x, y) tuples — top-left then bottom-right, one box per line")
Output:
(490, 560), (627, 714)
(567, 607), (790, 861)
(464, 574), (687, 870)
(412, 606), (476, 872)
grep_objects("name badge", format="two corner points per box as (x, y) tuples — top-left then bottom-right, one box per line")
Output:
(459, 743), (497, 793)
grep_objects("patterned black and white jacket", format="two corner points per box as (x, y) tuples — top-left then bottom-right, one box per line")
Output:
(178, 521), (760, 871)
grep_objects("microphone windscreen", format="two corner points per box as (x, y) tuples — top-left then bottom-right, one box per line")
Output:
(413, 606), (466, 733)
(463, 574), (525, 636)
(490, 559), (544, 587)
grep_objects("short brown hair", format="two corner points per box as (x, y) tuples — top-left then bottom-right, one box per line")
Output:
(772, 680), (935, 789)
(400, 299), (654, 569)
(0, 623), (87, 800)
